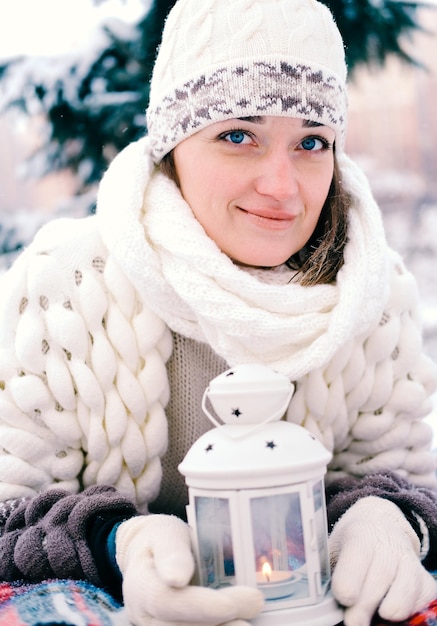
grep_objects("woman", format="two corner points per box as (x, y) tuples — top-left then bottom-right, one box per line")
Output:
(0, 0), (436, 625)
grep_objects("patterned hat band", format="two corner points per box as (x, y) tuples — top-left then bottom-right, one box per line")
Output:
(147, 59), (347, 163)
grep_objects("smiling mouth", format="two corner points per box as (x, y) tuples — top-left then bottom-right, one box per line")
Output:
(238, 207), (296, 229)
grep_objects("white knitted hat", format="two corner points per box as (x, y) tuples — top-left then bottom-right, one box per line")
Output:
(146, 0), (348, 163)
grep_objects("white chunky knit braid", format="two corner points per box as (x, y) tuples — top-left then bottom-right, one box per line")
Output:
(0, 216), (172, 509)
(286, 261), (437, 488)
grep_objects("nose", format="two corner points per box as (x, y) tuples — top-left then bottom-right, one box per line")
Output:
(253, 148), (298, 201)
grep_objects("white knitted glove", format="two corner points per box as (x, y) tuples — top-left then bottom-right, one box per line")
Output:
(329, 496), (437, 626)
(116, 515), (264, 626)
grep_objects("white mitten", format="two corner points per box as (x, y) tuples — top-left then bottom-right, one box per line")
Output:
(329, 496), (437, 626)
(116, 514), (264, 626)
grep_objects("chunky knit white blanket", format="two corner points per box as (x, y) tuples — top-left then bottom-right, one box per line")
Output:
(0, 137), (435, 512)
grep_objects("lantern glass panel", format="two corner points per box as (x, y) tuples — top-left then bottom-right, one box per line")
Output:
(313, 480), (330, 587)
(250, 492), (308, 600)
(195, 496), (235, 588)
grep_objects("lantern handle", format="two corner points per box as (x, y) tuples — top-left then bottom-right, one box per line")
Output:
(201, 384), (295, 436)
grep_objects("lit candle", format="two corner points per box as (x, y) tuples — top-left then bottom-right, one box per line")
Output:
(262, 562), (271, 582)
(255, 561), (299, 601)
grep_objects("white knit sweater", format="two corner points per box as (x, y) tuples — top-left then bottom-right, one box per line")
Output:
(0, 138), (435, 513)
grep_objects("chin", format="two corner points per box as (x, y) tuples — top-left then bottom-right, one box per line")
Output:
(233, 256), (291, 269)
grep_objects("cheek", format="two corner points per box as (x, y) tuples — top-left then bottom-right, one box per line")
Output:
(178, 167), (217, 220)
(175, 159), (239, 230)
(174, 151), (217, 207)
(306, 166), (333, 212)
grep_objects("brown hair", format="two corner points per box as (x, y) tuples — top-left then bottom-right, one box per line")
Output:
(159, 152), (350, 286)
(285, 158), (350, 285)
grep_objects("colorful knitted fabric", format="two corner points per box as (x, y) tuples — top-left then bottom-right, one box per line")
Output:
(0, 580), (435, 626)
(0, 579), (129, 625)
(371, 598), (437, 626)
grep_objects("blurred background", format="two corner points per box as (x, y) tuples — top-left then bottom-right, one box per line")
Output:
(0, 0), (436, 436)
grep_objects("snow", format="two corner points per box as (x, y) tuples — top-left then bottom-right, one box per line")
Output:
(0, 20), (140, 113)
(0, 0), (149, 59)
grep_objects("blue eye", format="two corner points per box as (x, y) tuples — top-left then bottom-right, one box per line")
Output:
(223, 130), (251, 144)
(300, 136), (329, 151)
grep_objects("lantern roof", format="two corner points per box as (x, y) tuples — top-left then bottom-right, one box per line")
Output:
(179, 420), (332, 490)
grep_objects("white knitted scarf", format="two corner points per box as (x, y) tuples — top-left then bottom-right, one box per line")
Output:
(97, 137), (390, 380)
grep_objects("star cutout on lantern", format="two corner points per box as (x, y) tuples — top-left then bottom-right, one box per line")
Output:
(266, 441), (277, 450)
(231, 408), (242, 418)
(205, 443), (214, 452)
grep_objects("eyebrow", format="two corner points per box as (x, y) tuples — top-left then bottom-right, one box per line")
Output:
(303, 120), (324, 127)
(237, 116), (266, 124)
(237, 116), (325, 128)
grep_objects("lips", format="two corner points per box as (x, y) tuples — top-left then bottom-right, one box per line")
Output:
(238, 206), (297, 228)
(239, 205), (295, 219)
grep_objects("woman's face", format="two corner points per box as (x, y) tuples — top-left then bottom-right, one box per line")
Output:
(173, 116), (335, 268)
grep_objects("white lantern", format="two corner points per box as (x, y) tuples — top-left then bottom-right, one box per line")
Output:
(179, 364), (344, 626)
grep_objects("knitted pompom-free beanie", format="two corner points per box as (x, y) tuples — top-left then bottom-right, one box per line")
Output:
(146, 0), (348, 162)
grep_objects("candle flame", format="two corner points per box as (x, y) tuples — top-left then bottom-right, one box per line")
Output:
(262, 561), (272, 582)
